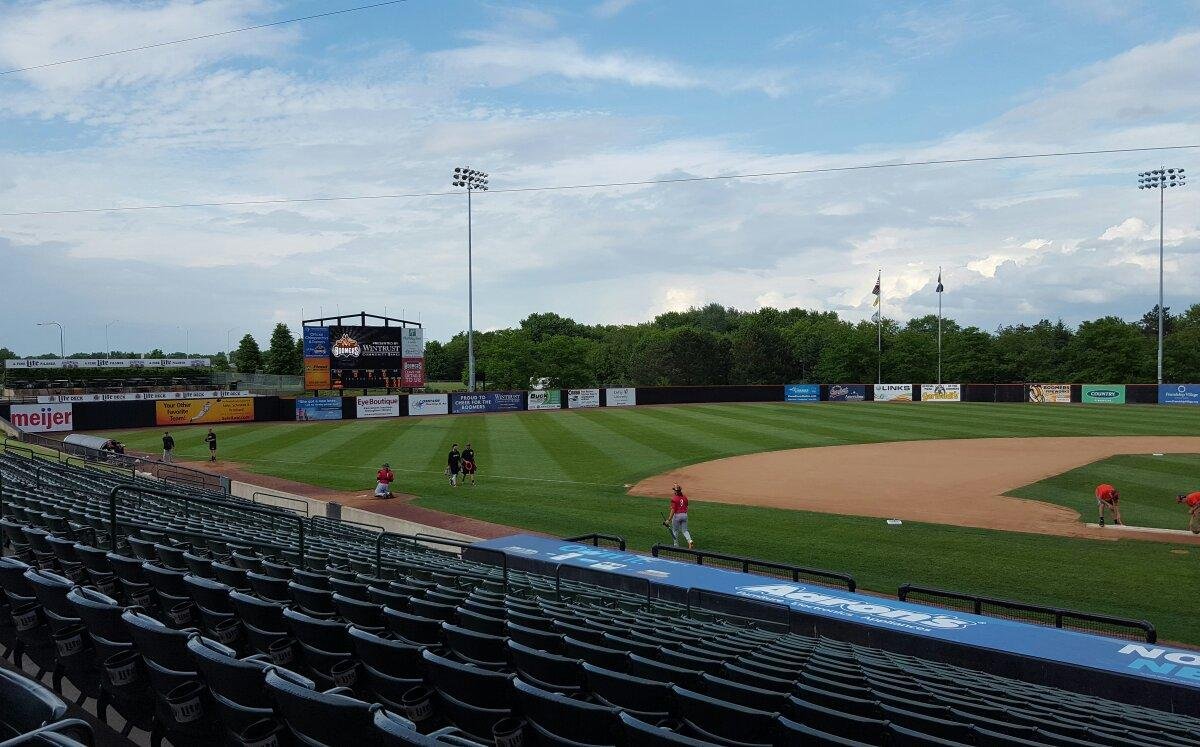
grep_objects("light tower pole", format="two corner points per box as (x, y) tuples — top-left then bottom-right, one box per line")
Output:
(105, 320), (119, 359)
(37, 321), (65, 358)
(452, 166), (489, 392)
(1137, 167), (1187, 384)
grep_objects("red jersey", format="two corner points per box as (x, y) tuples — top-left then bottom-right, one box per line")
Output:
(1185, 492), (1200, 509)
(377, 469), (394, 484)
(1095, 484), (1118, 503)
(670, 493), (689, 515)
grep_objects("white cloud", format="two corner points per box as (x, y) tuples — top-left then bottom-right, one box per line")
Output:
(592, 0), (641, 19)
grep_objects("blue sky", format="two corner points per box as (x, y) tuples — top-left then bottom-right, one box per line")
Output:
(1, 0), (1198, 355)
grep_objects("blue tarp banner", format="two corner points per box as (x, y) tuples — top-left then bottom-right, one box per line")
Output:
(473, 534), (1200, 692)
(450, 392), (525, 414)
(828, 384), (866, 402)
(302, 326), (330, 357)
(295, 397), (342, 421)
(1159, 384), (1200, 405)
(784, 384), (819, 402)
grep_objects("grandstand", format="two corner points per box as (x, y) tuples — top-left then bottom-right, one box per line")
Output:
(2, 448), (1199, 746)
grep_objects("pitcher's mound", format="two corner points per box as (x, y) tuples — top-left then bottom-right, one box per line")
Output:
(630, 436), (1200, 542)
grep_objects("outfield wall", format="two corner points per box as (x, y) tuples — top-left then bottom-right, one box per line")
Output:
(0, 382), (1191, 433)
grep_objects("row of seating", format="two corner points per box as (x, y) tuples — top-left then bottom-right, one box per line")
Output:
(2, 448), (1199, 747)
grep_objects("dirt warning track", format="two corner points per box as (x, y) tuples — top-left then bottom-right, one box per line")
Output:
(631, 436), (1200, 542)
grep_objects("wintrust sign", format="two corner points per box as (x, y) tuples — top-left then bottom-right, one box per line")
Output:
(10, 403), (74, 433)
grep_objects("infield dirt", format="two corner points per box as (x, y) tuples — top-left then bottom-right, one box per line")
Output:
(631, 436), (1200, 543)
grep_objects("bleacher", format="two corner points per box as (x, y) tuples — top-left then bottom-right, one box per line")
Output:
(1, 450), (1199, 746)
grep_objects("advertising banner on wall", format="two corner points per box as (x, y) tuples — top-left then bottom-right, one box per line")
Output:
(37, 391), (251, 404)
(401, 359), (425, 388)
(605, 388), (637, 407)
(155, 398), (254, 425)
(1159, 384), (1200, 405)
(5, 358), (210, 369)
(9, 403), (74, 433)
(874, 384), (913, 402)
(303, 357), (331, 390)
(920, 384), (961, 402)
(302, 327), (330, 357)
(296, 397), (342, 421)
(568, 389), (600, 408)
(408, 393), (449, 416)
(450, 392), (525, 415)
(1082, 385), (1126, 404)
(527, 390), (562, 410)
(828, 385), (866, 402)
(356, 395), (400, 419)
(784, 384), (819, 402)
(1029, 384), (1071, 403)
(324, 325), (426, 388)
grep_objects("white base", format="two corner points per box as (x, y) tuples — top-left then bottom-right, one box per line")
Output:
(1085, 523), (1195, 536)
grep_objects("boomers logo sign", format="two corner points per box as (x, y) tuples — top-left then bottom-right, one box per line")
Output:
(921, 384), (961, 402)
(155, 398), (253, 425)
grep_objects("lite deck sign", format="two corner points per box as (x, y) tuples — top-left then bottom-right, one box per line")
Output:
(473, 535), (1200, 693)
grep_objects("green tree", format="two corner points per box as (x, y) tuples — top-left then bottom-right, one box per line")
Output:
(231, 334), (262, 373)
(263, 324), (297, 375)
(942, 326), (996, 383)
(145, 349), (166, 358)
(1138, 305), (1175, 337)
(519, 312), (584, 343)
(629, 327), (729, 386)
(211, 352), (231, 372)
(728, 319), (794, 384)
(1065, 317), (1153, 383)
(534, 335), (598, 388)
(476, 330), (537, 390)
(0, 347), (15, 361)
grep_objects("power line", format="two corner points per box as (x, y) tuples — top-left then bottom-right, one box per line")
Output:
(1, 143), (1196, 218)
(0, 1), (408, 76)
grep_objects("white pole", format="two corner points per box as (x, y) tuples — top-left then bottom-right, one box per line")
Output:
(1158, 179), (1164, 385)
(937, 267), (943, 385)
(876, 269), (882, 385)
(467, 187), (476, 392)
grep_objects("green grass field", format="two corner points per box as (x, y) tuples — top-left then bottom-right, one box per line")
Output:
(102, 403), (1200, 643)
(1012, 454), (1200, 530)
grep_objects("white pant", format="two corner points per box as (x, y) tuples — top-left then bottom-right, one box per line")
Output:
(375, 482), (392, 497)
(162, 449), (173, 463)
(670, 513), (692, 546)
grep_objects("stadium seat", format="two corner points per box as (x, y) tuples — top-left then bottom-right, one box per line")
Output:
(422, 648), (517, 741)
(186, 633), (291, 742)
(627, 653), (704, 689)
(775, 715), (874, 745)
(507, 639), (586, 694)
(512, 677), (621, 746)
(441, 622), (508, 670)
(617, 712), (717, 746)
(334, 593), (386, 630)
(583, 661), (673, 721)
(788, 695), (889, 743)
(562, 636), (629, 672)
(671, 685), (777, 746)
(384, 608), (444, 646)
(347, 626), (425, 710)
(699, 672), (790, 711)
(264, 666), (391, 746)
(0, 667), (91, 746)
(505, 620), (565, 654)
(282, 608), (357, 690)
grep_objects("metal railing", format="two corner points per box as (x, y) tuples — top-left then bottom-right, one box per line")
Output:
(897, 584), (1156, 643)
(251, 490), (311, 517)
(106, 484), (306, 558)
(651, 545), (856, 592)
(562, 533), (627, 551)
(376, 532), (508, 587)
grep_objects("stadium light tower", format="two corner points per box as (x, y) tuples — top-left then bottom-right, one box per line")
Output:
(1138, 167), (1187, 384)
(105, 320), (119, 359)
(452, 166), (489, 392)
(37, 321), (64, 358)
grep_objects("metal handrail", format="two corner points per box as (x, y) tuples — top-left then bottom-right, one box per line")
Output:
(107, 484), (306, 558)
(651, 544), (856, 592)
(562, 533), (627, 551)
(375, 531), (508, 587)
(311, 515), (383, 535)
(251, 490), (311, 517)
(685, 588), (791, 631)
(897, 584), (1156, 643)
(554, 562), (651, 604)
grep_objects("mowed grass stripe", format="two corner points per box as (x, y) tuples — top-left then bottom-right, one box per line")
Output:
(629, 406), (789, 457)
(515, 411), (628, 482)
(572, 409), (715, 466)
(679, 404), (842, 447)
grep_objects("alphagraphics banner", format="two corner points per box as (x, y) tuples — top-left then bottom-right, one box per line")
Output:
(1029, 383), (1071, 403)
(567, 389), (600, 408)
(155, 398), (254, 425)
(296, 397), (342, 421)
(921, 384), (961, 402)
(527, 390), (562, 410)
(408, 393), (449, 416)
(356, 395), (400, 419)
(10, 403), (74, 433)
(828, 384), (866, 402)
(451, 392), (525, 415)
(784, 384), (819, 403)
(605, 388), (637, 407)
(37, 391), (251, 404)
(1159, 384), (1200, 406)
(874, 384), (913, 402)
(1082, 385), (1126, 404)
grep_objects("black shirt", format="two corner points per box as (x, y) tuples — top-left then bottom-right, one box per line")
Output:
(163, 436), (174, 450)
(462, 448), (475, 464)
(205, 433), (217, 449)
(448, 449), (461, 470)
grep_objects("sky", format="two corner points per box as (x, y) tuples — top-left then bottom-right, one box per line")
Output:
(1, 0), (1198, 355)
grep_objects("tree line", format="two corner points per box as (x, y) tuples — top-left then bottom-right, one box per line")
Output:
(6, 304), (1199, 387)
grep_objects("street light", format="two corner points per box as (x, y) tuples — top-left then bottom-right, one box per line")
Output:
(178, 326), (190, 357)
(225, 327), (238, 355)
(452, 166), (489, 392)
(37, 321), (64, 359)
(1138, 167), (1187, 384)
(105, 320), (119, 359)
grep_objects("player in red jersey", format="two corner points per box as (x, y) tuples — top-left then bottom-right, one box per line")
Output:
(375, 463), (395, 499)
(1178, 492), (1200, 534)
(666, 484), (694, 549)
(1094, 483), (1122, 526)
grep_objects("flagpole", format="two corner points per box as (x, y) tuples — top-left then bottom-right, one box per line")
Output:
(931, 266), (940, 386)
(876, 268), (882, 385)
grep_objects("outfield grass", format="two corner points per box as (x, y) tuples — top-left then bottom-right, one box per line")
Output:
(103, 403), (1200, 643)
(1011, 453), (1200, 531)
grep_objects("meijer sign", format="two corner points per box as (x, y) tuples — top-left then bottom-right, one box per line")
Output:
(10, 403), (74, 433)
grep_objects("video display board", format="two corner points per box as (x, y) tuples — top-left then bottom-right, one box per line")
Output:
(303, 324), (425, 389)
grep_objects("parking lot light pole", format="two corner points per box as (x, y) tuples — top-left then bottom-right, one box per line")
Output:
(37, 321), (65, 358)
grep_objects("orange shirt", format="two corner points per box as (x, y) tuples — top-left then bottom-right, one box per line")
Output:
(1095, 484), (1118, 503)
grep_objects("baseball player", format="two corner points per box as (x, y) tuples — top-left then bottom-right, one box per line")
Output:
(447, 444), (462, 487)
(665, 484), (694, 549)
(1094, 483), (1123, 526)
(461, 443), (477, 487)
(375, 463), (395, 499)
(1178, 492), (1200, 534)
